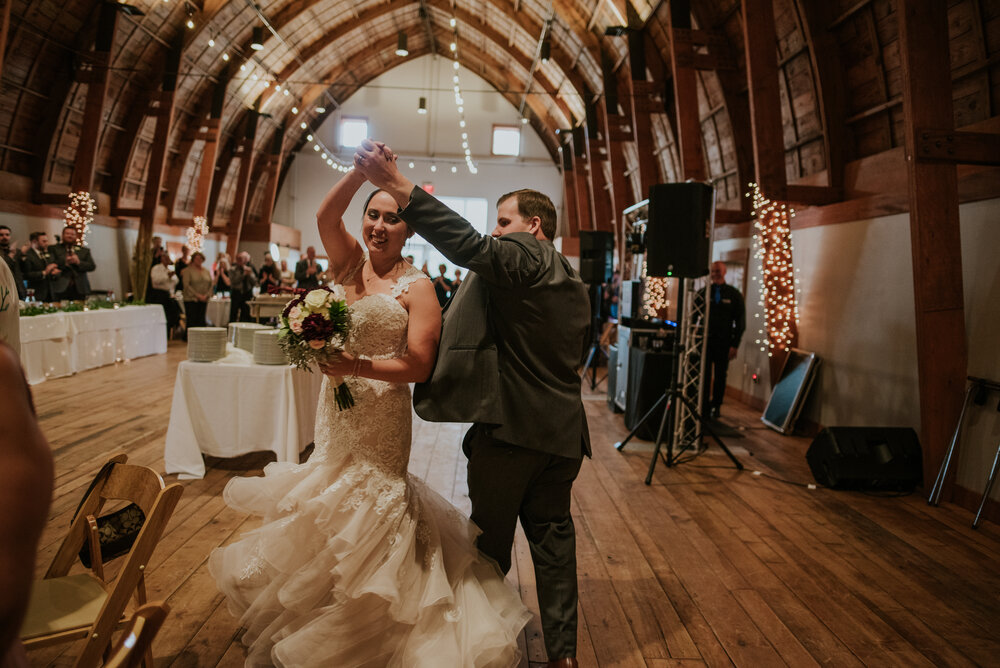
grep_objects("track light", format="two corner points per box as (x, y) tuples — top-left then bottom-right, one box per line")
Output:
(540, 36), (550, 62)
(418, 97), (427, 114)
(316, 106), (326, 113)
(395, 31), (408, 57)
(251, 26), (264, 51)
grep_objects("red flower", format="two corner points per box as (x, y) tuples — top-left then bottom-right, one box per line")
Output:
(300, 313), (335, 341)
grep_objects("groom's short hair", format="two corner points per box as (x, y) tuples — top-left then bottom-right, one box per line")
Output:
(497, 189), (556, 240)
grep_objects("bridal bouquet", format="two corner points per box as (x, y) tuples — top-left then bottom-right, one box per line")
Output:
(278, 285), (355, 410)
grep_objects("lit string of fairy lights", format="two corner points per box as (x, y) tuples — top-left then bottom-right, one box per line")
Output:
(186, 215), (209, 253)
(446, 17), (479, 174)
(641, 259), (671, 318)
(64, 191), (96, 243)
(748, 183), (799, 356)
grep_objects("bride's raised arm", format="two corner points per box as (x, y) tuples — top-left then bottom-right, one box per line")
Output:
(316, 169), (366, 283)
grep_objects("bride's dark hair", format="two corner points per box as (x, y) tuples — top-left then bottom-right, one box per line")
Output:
(362, 189), (385, 212)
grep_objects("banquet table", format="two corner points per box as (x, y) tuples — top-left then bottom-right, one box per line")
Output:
(163, 352), (325, 479)
(19, 305), (167, 385)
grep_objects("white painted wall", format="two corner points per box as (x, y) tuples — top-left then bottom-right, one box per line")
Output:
(716, 197), (1000, 500)
(273, 56), (563, 253)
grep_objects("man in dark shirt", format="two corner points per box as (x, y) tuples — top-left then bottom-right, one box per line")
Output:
(431, 263), (452, 306)
(20, 232), (59, 302)
(0, 225), (25, 300)
(702, 261), (745, 418)
(294, 246), (321, 290)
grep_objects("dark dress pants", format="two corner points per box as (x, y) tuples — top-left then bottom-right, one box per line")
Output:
(230, 290), (252, 322)
(185, 301), (207, 328)
(705, 339), (731, 411)
(464, 425), (582, 660)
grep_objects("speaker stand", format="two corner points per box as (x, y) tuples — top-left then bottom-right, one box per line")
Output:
(580, 342), (608, 391)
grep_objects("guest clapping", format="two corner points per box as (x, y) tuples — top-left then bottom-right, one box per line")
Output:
(182, 252), (212, 329)
(214, 253), (232, 294)
(0, 225), (26, 300)
(20, 232), (58, 302)
(295, 246), (321, 290)
(228, 251), (258, 322)
(50, 226), (95, 300)
(149, 251), (180, 336)
(258, 252), (281, 292)
(279, 259), (295, 288)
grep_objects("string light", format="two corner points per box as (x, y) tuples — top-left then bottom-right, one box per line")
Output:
(64, 191), (95, 243)
(748, 183), (799, 356)
(186, 215), (208, 253)
(447, 17), (478, 174)
(640, 259), (671, 317)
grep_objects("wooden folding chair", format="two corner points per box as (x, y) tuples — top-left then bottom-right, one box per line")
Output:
(20, 454), (183, 667)
(103, 602), (170, 668)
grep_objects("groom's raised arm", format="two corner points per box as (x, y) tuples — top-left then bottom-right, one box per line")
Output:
(354, 140), (542, 287)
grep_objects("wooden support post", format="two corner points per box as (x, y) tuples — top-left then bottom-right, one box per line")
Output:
(192, 74), (228, 222)
(898, 0), (969, 492)
(667, 0), (707, 182)
(601, 49), (634, 270)
(70, 2), (119, 194)
(257, 126), (286, 227)
(742, 0), (839, 206)
(572, 126), (595, 231)
(225, 110), (260, 258)
(584, 112), (614, 234)
(623, 68), (660, 197)
(561, 143), (580, 240)
(0, 0), (11, 78)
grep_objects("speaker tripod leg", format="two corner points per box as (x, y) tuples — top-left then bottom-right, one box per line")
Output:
(929, 383), (974, 506)
(676, 393), (743, 470)
(973, 441), (1000, 529)
(615, 393), (668, 452)
(645, 393), (675, 485)
(580, 344), (598, 382)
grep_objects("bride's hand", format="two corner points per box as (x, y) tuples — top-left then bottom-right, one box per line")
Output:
(319, 353), (356, 378)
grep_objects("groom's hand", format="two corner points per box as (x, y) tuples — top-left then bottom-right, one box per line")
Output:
(354, 139), (415, 210)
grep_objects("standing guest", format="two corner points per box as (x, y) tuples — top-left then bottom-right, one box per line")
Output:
(174, 245), (190, 292)
(355, 139), (592, 668)
(181, 252), (212, 329)
(278, 259), (295, 288)
(294, 246), (321, 290)
(699, 261), (746, 419)
(0, 225), (26, 300)
(146, 236), (164, 297)
(0, 340), (54, 668)
(214, 254), (232, 294)
(50, 226), (95, 300)
(452, 267), (463, 291)
(404, 254), (415, 265)
(431, 263), (453, 306)
(0, 256), (20, 356)
(20, 232), (59, 302)
(228, 251), (258, 322)
(258, 252), (281, 292)
(149, 251), (180, 336)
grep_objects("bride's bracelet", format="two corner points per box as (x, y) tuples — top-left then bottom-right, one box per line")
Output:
(350, 357), (363, 378)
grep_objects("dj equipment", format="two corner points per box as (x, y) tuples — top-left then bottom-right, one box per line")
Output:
(645, 182), (713, 278)
(578, 230), (615, 284)
(806, 427), (923, 491)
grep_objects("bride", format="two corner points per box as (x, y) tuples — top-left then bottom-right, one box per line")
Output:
(209, 169), (530, 667)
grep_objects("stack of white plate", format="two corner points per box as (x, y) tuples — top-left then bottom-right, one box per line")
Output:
(230, 322), (270, 352)
(253, 329), (287, 365)
(187, 327), (227, 362)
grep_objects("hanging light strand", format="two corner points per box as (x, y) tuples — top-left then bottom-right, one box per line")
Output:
(186, 215), (209, 253)
(748, 183), (799, 356)
(447, 18), (478, 174)
(64, 191), (95, 243)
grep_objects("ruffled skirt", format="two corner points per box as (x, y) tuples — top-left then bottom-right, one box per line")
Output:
(209, 453), (530, 667)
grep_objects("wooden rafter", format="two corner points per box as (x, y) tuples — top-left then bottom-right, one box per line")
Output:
(224, 110), (260, 257)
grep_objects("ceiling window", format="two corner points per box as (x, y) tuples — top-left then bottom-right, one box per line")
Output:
(492, 125), (521, 156)
(340, 117), (369, 148)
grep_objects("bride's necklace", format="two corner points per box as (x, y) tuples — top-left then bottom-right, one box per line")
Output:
(363, 258), (406, 287)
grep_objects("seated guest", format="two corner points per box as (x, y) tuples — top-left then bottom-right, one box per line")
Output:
(50, 226), (95, 300)
(0, 225), (25, 301)
(294, 246), (321, 290)
(0, 341), (54, 668)
(20, 232), (59, 302)
(148, 251), (180, 336)
(258, 252), (281, 292)
(174, 245), (190, 292)
(279, 259), (295, 288)
(181, 252), (212, 329)
(228, 251), (258, 322)
(214, 253), (232, 294)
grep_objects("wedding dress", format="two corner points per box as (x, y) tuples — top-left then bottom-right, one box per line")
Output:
(209, 261), (530, 667)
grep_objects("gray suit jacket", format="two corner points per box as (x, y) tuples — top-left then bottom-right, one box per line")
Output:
(49, 244), (95, 297)
(403, 187), (592, 459)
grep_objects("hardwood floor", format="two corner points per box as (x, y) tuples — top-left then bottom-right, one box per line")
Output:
(26, 343), (1000, 667)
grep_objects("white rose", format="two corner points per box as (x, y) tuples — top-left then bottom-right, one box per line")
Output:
(304, 289), (328, 309)
(328, 284), (346, 302)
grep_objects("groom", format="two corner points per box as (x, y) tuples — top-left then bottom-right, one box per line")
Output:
(354, 140), (591, 668)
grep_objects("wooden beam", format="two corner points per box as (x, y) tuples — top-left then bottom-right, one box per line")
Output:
(741, 0), (839, 205)
(572, 126), (596, 231)
(225, 111), (260, 258)
(898, 0), (969, 493)
(915, 129), (1000, 165)
(70, 2), (119, 194)
(256, 126), (286, 227)
(583, 106), (614, 235)
(0, 0), (11, 79)
(561, 145), (580, 239)
(667, 0), (707, 182)
(137, 89), (176, 242)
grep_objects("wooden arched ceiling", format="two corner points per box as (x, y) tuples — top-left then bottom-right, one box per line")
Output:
(0, 0), (997, 227)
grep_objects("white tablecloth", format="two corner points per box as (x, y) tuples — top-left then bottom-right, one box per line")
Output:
(163, 355), (325, 479)
(206, 297), (231, 327)
(19, 305), (167, 385)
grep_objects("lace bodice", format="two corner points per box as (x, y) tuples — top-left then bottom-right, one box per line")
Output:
(312, 257), (430, 476)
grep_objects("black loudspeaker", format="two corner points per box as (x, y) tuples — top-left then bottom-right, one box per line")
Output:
(806, 427), (923, 491)
(625, 347), (674, 440)
(646, 182), (714, 278)
(579, 230), (614, 284)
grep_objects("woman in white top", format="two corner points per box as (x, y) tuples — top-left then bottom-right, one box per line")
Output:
(148, 251), (180, 335)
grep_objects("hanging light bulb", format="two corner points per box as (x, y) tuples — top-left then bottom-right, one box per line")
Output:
(395, 31), (408, 57)
(251, 26), (264, 51)
(316, 106), (326, 113)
